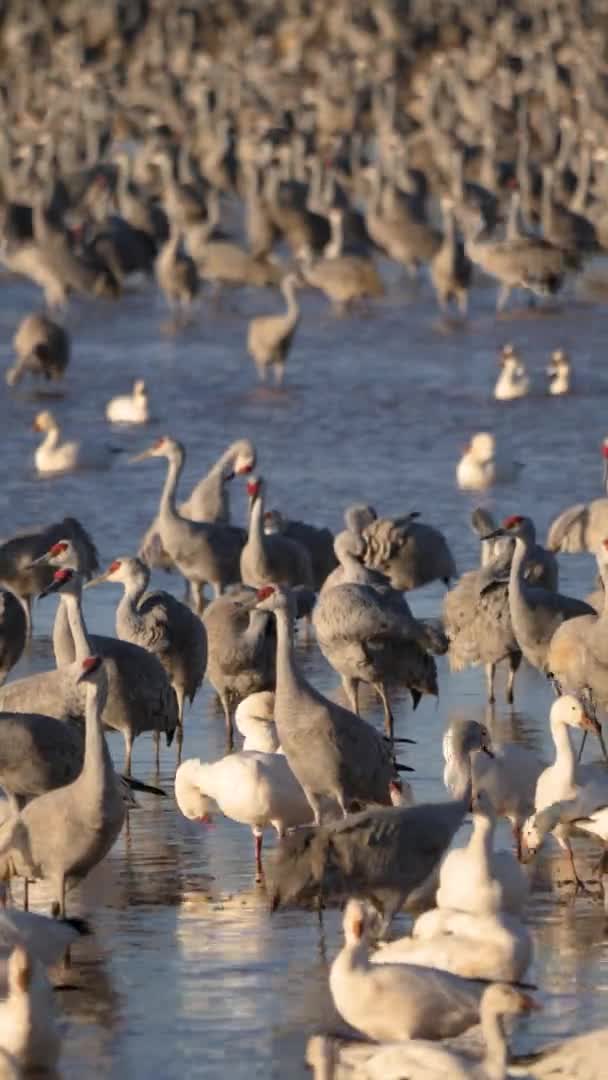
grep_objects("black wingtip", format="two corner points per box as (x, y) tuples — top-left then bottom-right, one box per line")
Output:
(62, 916), (92, 937)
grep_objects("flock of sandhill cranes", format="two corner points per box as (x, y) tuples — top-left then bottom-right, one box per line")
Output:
(2, 0), (608, 1076)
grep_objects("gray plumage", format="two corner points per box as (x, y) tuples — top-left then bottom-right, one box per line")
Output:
(0, 592), (26, 687)
(139, 437), (255, 571)
(314, 531), (444, 736)
(247, 273), (301, 384)
(0, 517), (98, 634)
(361, 513), (457, 590)
(268, 789), (471, 928)
(132, 437), (246, 611)
(0, 713), (83, 808)
(443, 510), (557, 704)
(0, 569), (178, 775)
(240, 477), (314, 589)
(547, 543), (608, 707)
(489, 516), (594, 673)
(6, 313), (69, 386)
(263, 510), (336, 591)
(256, 586), (402, 821)
(0, 658), (124, 918)
(203, 593), (275, 746)
(86, 556), (207, 729)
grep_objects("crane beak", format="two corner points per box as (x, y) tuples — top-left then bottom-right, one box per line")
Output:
(30, 551), (51, 566)
(85, 570), (111, 589)
(481, 528), (506, 541)
(129, 446), (156, 463)
(38, 578), (64, 599)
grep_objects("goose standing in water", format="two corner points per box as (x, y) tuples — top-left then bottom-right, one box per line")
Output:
(547, 347), (572, 395)
(105, 379), (150, 424)
(175, 751), (312, 880)
(247, 273), (301, 384)
(6, 313), (69, 387)
(493, 344), (530, 401)
(32, 410), (118, 475)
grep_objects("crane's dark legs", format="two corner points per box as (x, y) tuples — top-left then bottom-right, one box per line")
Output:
(506, 653), (522, 705)
(254, 832), (264, 883)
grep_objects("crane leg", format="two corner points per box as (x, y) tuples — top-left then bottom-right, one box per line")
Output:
(23, 878), (29, 912)
(342, 677), (360, 715)
(125, 734), (133, 777)
(304, 789), (323, 826)
(254, 831), (264, 883)
(566, 844), (594, 897)
(273, 363), (285, 387)
(506, 653), (522, 705)
(222, 697), (234, 750)
(485, 663), (496, 705)
(374, 683), (395, 741)
(497, 282), (511, 311)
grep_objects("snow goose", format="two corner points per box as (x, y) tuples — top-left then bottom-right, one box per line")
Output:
(494, 344), (530, 401)
(329, 899), (488, 1043)
(175, 752), (312, 880)
(234, 692), (279, 752)
(436, 788), (529, 915)
(33, 410), (117, 475)
(0, 945), (60, 1072)
(456, 433), (523, 491)
(105, 378), (150, 424)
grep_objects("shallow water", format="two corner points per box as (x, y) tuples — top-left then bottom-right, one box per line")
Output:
(3, 261), (608, 1077)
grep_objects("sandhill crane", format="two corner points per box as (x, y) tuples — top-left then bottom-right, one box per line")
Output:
(240, 477), (313, 589)
(0, 568), (178, 774)
(175, 752), (312, 880)
(443, 508), (557, 704)
(456, 432), (523, 491)
(547, 539), (608, 710)
(483, 516), (594, 673)
(139, 437), (254, 572)
(6, 313), (69, 387)
(430, 196), (472, 314)
(255, 586), (405, 822)
(299, 207), (384, 314)
(465, 202), (566, 311)
(0, 516), (98, 636)
(32, 410), (117, 475)
(0, 656), (125, 920)
(263, 510), (336, 591)
(247, 273), (301, 384)
(494, 344), (530, 401)
(268, 784), (471, 930)
(105, 379), (149, 424)
(86, 555), (207, 739)
(547, 440), (608, 552)
(202, 593), (275, 746)
(313, 531), (445, 737)
(131, 436), (245, 611)
(358, 510), (456, 590)
(547, 348), (572, 395)
(154, 221), (199, 323)
(0, 591), (26, 688)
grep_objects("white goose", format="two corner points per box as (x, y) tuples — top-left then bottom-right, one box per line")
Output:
(174, 752), (312, 880)
(494, 345), (530, 401)
(33, 410), (117, 475)
(373, 906), (532, 984)
(520, 694), (608, 889)
(456, 433), (523, 491)
(234, 692), (279, 752)
(105, 378), (150, 424)
(312, 981), (538, 1080)
(329, 899), (489, 1043)
(547, 348), (572, 395)
(0, 946), (60, 1072)
(436, 789), (529, 915)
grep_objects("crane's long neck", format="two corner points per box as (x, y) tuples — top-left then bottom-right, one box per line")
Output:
(508, 536), (531, 627)
(117, 577), (147, 637)
(550, 717), (577, 789)
(81, 679), (107, 795)
(62, 591), (92, 661)
(273, 606), (302, 701)
(159, 453), (183, 521)
(248, 494), (265, 550)
(283, 279), (299, 321)
(480, 1006), (508, 1080)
